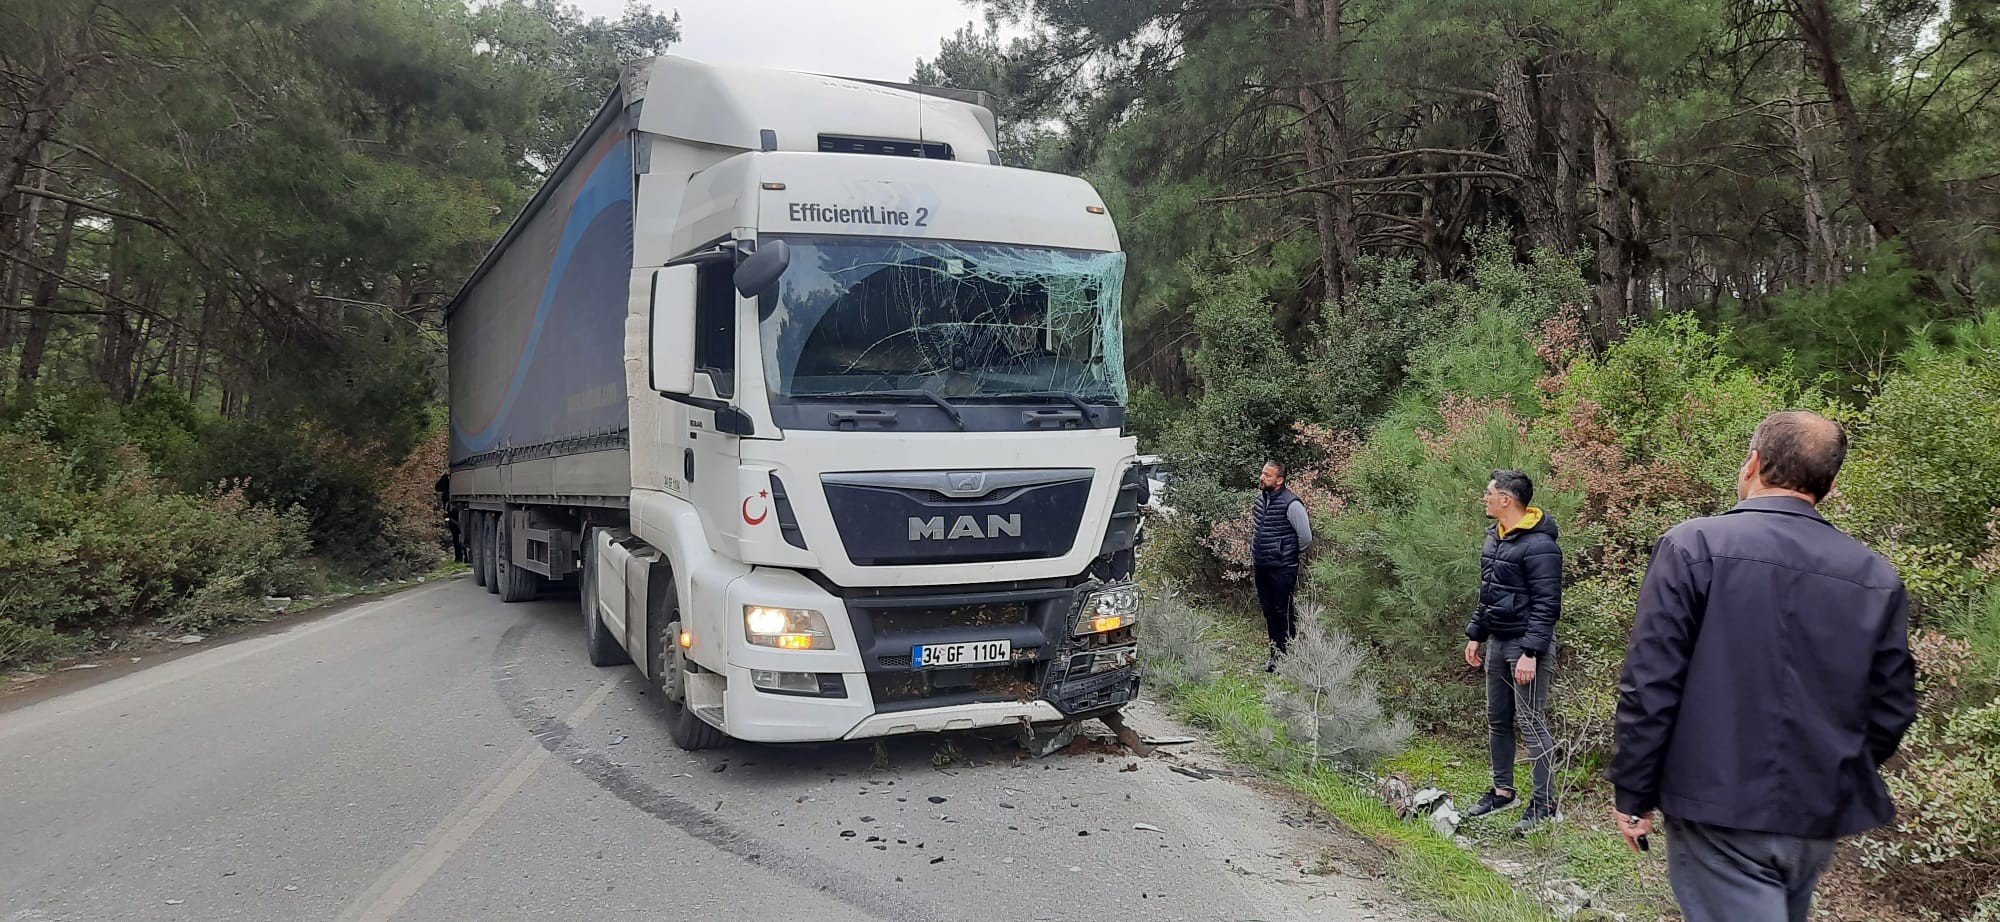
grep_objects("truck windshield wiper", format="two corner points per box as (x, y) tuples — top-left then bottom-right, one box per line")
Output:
(985, 391), (1109, 428)
(802, 389), (965, 430)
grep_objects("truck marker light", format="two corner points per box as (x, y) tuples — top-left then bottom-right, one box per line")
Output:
(678, 630), (693, 649)
(761, 182), (786, 190)
(776, 635), (816, 650)
(1086, 205), (1107, 214)
(1091, 615), (1124, 633)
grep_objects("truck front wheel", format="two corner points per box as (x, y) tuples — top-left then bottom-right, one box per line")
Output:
(652, 604), (727, 751)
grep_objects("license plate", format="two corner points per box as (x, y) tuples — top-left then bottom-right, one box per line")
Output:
(912, 640), (1012, 669)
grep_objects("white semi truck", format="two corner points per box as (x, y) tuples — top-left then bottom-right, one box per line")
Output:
(446, 57), (1148, 750)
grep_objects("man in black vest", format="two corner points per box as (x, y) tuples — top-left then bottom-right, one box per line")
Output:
(1251, 460), (1312, 672)
(1611, 411), (1915, 922)
(1462, 469), (1564, 836)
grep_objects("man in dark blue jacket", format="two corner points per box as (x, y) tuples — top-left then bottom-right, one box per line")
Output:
(1462, 469), (1564, 835)
(1252, 461), (1312, 672)
(1611, 411), (1916, 922)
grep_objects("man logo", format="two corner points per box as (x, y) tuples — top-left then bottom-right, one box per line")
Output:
(947, 472), (985, 495)
(909, 514), (1022, 541)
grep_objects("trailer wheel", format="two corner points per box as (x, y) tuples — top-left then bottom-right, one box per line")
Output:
(652, 587), (727, 750)
(495, 509), (540, 603)
(469, 513), (489, 588)
(481, 514), (500, 595)
(580, 529), (630, 667)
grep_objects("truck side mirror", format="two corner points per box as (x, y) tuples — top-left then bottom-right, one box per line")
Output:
(733, 238), (790, 298)
(650, 265), (697, 394)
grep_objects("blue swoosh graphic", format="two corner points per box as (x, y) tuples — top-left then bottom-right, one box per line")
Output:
(453, 136), (632, 453)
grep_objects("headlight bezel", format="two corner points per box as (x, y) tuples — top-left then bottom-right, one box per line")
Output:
(1076, 583), (1140, 635)
(742, 605), (835, 650)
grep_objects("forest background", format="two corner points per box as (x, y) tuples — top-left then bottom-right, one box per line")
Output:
(3, 0), (1997, 917)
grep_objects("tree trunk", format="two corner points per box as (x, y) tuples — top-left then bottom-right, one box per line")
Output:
(17, 200), (79, 394)
(0, 155), (51, 351)
(1320, 0), (1359, 305)
(1793, 0), (1901, 243)
(1292, 0), (1351, 308)
(189, 287), (219, 403)
(1496, 58), (1562, 253)
(1592, 107), (1628, 339)
(1786, 53), (1839, 287)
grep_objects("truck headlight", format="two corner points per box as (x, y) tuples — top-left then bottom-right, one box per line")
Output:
(1076, 584), (1140, 635)
(744, 605), (834, 650)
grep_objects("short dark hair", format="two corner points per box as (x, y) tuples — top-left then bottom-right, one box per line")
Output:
(1262, 460), (1288, 480)
(1490, 469), (1533, 506)
(1751, 411), (1847, 501)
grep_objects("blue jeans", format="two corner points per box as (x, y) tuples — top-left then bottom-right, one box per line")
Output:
(1486, 637), (1556, 807)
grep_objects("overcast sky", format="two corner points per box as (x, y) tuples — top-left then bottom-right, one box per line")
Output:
(567, 0), (1002, 82)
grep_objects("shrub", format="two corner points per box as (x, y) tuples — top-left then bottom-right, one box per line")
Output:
(1137, 585), (1222, 688)
(1859, 695), (2000, 914)
(1265, 607), (1414, 769)
(0, 431), (313, 668)
(1833, 336), (2000, 554)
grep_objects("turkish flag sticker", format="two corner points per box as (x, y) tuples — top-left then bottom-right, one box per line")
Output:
(742, 490), (770, 526)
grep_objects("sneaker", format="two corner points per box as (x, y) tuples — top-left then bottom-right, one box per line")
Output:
(1264, 651), (1279, 673)
(1463, 788), (1519, 818)
(1511, 801), (1561, 836)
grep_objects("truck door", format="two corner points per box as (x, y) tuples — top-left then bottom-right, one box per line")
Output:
(686, 260), (745, 548)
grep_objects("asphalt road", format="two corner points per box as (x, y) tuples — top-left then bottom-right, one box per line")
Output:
(2, 578), (1421, 922)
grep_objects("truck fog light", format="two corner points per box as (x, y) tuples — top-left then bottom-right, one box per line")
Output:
(751, 670), (821, 694)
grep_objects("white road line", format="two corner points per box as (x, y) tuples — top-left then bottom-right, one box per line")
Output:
(336, 676), (622, 922)
(0, 583), (454, 745)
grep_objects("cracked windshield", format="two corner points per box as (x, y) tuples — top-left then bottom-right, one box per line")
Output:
(758, 236), (1128, 404)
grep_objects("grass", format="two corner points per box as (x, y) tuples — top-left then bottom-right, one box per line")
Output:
(1161, 670), (1557, 922)
(1145, 592), (1676, 922)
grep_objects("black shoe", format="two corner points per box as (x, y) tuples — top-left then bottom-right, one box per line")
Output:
(1463, 788), (1518, 818)
(1512, 801), (1561, 836)
(1264, 652), (1279, 673)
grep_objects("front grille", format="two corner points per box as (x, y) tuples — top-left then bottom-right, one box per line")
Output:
(869, 602), (1030, 635)
(868, 664), (1039, 711)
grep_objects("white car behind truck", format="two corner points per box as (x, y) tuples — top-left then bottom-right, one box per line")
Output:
(446, 56), (1148, 750)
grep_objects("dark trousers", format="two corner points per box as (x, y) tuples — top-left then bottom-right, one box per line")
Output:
(1253, 564), (1298, 651)
(1665, 816), (1836, 922)
(1486, 637), (1556, 807)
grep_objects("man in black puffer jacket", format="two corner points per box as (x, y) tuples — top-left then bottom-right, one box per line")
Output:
(1251, 460), (1312, 673)
(1461, 469), (1564, 836)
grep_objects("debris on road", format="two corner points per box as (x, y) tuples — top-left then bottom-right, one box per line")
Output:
(172, 634), (206, 645)
(1134, 823), (1163, 832)
(1100, 711), (1154, 756)
(60, 664), (102, 671)
(1139, 735), (1197, 746)
(1017, 719), (1080, 758)
(1170, 765), (1213, 781)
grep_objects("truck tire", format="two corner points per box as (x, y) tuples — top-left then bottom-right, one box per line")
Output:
(652, 590), (727, 750)
(580, 530), (630, 667)
(495, 509), (541, 603)
(482, 514), (500, 595)
(470, 513), (489, 588)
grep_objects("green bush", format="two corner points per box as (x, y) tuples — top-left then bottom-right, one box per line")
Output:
(1727, 244), (1938, 398)
(0, 430), (313, 669)
(1860, 697), (2000, 913)
(1834, 335), (2000, 554)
